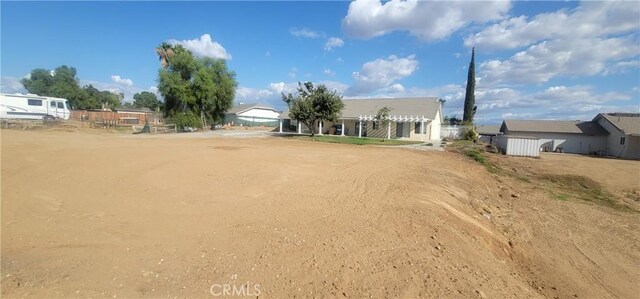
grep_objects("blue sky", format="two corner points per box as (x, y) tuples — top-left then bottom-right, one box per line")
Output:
(1, 1), (639, 124)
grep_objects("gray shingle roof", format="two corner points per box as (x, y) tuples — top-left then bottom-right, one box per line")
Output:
(476, 125), (501, 135)
(596, 113), (640, 136)
(226, 103), (277, 115)
(279, 97), (442, 120)
(500, 119), (608, 135)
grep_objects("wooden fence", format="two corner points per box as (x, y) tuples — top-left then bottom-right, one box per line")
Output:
(70, 110), (163, 125)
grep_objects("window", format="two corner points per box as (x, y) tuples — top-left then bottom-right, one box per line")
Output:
(28, 99), (43, 106)
(620, 137), (626, 145)
(415, 122), (423, 134)
(51, 101), (56, 108)
(57, 102), (64, 109)
(373, 121), (379, 130)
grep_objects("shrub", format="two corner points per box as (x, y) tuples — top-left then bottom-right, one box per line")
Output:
(464, 148), (486, 164)
(171, 111), (200, 131)
(463, 127), (478, 141)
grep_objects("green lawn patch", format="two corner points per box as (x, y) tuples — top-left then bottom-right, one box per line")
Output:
(293, 135), (423, 146)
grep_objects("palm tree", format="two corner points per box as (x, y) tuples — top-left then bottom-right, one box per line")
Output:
(155, 42), (175, 69)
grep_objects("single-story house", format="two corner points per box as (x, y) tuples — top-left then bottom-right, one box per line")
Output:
(593, 113), (640, 159)
(224, 103), (280, 126)
(278, 97), (443, 141)
(499, 119), (608, 154)
(497, 113), (640, 159)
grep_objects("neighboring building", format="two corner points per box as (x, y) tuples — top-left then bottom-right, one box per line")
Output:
(224, 103), (280, 127)
(497, 113), (640, 159)
(279, 97), (443, 141)
(499, 119), (608, 154)
(593, 113), (640, 159)
(476, 125), (501, 144)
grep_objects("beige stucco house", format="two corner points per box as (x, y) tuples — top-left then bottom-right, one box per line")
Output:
(278, 97), (444, 142)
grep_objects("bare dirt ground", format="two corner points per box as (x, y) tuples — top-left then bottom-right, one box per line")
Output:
(1, 129), (639, 298)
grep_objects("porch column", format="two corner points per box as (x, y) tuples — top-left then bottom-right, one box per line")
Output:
(387, 121), (391, 139)
(297, 121), (302, 134)
(278, 119), (283, 133)
(420, 119), (425, 142)
(358, 119), (362, 138)
(318, 121), (323, 135)
(341, 120), (345, 136)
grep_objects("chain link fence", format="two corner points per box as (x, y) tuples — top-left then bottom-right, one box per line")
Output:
(223, 115), (279, 127)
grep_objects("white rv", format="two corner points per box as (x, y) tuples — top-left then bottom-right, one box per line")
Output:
(0, 93), (71, 120)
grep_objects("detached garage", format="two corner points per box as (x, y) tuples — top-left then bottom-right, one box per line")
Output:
(499, 119), (608, 155)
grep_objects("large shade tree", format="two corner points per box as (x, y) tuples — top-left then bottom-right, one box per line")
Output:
(20, 65), (123, 110)
(133, 91), (161, 110)
(21, 65), (89, 109)
(156, 44), (237, 129)
(282, 82), (344, 136)
(83, 84), (121, 110)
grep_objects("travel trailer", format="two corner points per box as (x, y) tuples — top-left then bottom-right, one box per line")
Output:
(0, 93), (71, 120)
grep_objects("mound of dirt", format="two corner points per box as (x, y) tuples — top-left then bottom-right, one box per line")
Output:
(2, 130), (638, 298)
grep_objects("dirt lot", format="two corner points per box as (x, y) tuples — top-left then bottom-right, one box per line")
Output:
(2, 129), (639, 298)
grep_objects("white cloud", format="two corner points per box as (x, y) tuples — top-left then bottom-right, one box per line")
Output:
(604, 60), (640, 75)
(465, 1), (640, 51)
(324, 37), (344, 52)
(111, 75), (133, 87)
(235, 81), (349, 109)
(81, 79), (147, 103)
(289, 27), (323, 39)
(148, 86), (159, 95)
(324, 69), (336, 77)
(347, 54), (419, 95)
(168, 34), (232, 60)
(288, 67), (297, 79)
(441, 84), (636, 123)
(479, 36), (639, 85)
(0, 77), (27, 94)
(342, 0), (510, 41)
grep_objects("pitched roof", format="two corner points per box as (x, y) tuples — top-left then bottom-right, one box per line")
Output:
(279, 97), (442, 120)
(226, 103), (277, 115)
(595, 113), (640, 136)
(500, 119), (608, 135)
(476, 125), (501, 135)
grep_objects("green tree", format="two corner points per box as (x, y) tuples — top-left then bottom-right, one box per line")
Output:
(81, 85), (104, 109)
(281, 82), (344, 136)
(20, 69), (53, 95)
(375, 106), (392, 135)
(133, 91), (160, 110)
(463, 47), (477, 124)
(157, 44), (237, 129)
(21, 65), (90, 109)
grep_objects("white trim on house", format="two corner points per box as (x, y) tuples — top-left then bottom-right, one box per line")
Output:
(278, 97), (443, 141)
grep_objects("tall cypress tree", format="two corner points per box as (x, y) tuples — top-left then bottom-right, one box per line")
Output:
(463, 47), (476, 124)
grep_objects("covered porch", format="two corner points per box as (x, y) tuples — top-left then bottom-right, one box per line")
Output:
(278, 114), (434, 141)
